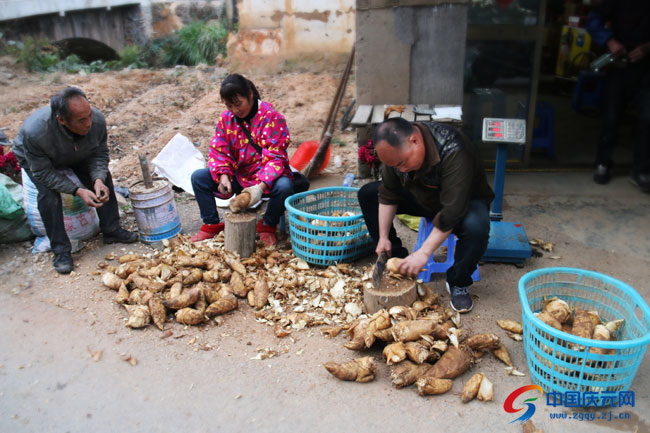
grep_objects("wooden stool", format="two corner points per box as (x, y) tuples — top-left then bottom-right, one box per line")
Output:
(225, 213), (257, 258)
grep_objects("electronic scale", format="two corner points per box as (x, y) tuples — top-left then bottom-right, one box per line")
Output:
(481, 118), (532, 264)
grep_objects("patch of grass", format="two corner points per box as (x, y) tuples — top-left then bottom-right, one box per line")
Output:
(332, 137), (347, 147)
(54, 54), (85, 73)
(0, 18), (234, 73)
(117, 45), (148, 69)
(6, 36), (60, 72)
(138, 37), (170, 68)
(1, 33), (121, 73)
(162, 20), (228, 66)
(52, 55), (115, 74)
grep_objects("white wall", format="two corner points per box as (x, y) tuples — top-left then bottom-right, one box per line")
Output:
(0, 0), (150, 21)
(229, 0), (355, 56)
(1, 0), (355, 57)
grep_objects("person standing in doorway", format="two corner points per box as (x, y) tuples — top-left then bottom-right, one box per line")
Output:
(587, 0), (650, 192)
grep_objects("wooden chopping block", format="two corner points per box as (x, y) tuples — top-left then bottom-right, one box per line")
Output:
(363, 275), (417, 314)
(225, 212), (257, 258)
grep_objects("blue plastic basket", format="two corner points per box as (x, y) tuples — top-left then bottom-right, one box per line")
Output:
(519, 267), (650, 405)
(284, 187), (373, 266)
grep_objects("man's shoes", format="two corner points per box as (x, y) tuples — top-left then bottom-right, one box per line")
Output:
(53, 252), (74, 274)
(593, 164), (610, 185)
(190, 223), (225, 242)
(256, 219), (277, 246)
(446, 282), (473, 313)
(629, 172), (650, 193)
(103, 228), (139, 244)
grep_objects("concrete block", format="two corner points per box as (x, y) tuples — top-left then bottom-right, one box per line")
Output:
(409, 4), (467, 105)
(355, 8), (410, 105)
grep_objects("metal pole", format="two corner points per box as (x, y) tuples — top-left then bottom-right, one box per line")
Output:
(491, 142), (507, 221)
(138, 154), (154, 189)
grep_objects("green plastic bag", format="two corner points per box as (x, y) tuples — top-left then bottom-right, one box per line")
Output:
(0, 173), (34, 243)
(397, 214), (421, 232)
(0, 181), (22, 219)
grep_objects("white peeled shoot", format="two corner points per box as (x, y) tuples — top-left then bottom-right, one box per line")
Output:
(477, 375), (494, 401)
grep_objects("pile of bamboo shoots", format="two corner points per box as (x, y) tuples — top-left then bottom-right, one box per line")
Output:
(99, 234), (369, 333)
(296, 211), (370, 251)
(324, 283), (518, 400)
(532, 297), (624, 384)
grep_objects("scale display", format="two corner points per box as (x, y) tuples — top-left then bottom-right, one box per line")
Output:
(481, 117), (531, 265)
(482, 118), (526, 144)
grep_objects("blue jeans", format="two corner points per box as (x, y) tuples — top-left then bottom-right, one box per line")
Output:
(358, 181), (490, 287)
(191, 168), (294, 227)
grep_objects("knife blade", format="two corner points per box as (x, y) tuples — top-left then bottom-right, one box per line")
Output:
(371, 251), (388, 289)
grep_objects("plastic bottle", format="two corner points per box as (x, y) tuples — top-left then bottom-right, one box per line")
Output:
(334, 155), (342, 168)
(343, 173), (355, 187)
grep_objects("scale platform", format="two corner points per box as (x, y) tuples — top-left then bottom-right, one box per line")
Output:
(480, 117), (532, 265)
(483, 220), (532, 263)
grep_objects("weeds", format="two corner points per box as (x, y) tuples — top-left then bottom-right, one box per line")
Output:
(117, 45), (147, 69)
(0, 35), (59, 72)
(0, 19), (232, 73)
(138, 38), (170, 68)
(162, 20), (228, 66)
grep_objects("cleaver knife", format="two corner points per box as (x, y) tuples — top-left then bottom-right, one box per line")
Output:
(371, 251), (388, 289)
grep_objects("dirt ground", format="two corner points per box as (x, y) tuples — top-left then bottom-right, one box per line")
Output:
(0, 53), (358, 185)
(1, 59), (650, 433)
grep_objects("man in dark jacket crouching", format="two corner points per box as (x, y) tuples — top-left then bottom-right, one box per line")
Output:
(13, 87), (137, 274)
(358, 118), (494, 313)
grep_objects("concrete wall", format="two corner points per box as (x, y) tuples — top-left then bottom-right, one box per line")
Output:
(0, 0), (148, 21)
(2, 0), (355, 58)
(355, 2), (468, 105)
(228, 0), (355, 57)
(0, 5), (149, 53)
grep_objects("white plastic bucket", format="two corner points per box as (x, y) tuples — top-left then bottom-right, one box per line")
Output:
(130, 179), (181, 244)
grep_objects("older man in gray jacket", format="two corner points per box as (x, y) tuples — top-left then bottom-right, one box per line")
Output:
(13, 87), (137, 274)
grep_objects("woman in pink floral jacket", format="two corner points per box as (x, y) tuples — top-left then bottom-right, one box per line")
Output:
(190, 74), (293, 245)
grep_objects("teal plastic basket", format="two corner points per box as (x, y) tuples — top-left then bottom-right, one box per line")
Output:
(519, 267), (650, 406)
(284, 187), (373, 266)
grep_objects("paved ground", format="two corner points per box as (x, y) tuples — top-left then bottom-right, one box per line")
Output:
(1, 171), (649, 433)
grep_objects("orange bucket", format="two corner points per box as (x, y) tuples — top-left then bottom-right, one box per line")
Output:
(289, 140), (331, 172)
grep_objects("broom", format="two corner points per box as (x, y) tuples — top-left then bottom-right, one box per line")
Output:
(302, 46), (355, 179)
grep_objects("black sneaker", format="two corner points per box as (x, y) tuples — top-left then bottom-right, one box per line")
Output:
(629, 172), (650, 193)
(593, 164), (610, 185)
(446, 282), (473, 313)
(53, 252), (73, 274)
(103, 228), (139, 244)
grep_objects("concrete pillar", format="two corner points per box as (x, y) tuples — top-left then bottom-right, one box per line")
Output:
(139, 0), (153, 40)
(355, 1), (468, 105)
(225, 0), (234, 30)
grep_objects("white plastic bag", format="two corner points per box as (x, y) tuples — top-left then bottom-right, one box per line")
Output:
(22, 168), (100, 253)
(152, 133), (206, 195)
